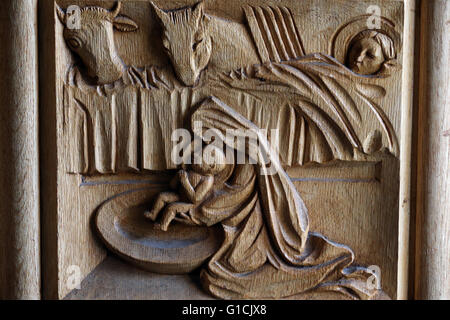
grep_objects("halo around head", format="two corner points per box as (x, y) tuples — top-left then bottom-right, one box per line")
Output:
(329, 15), (402, 65)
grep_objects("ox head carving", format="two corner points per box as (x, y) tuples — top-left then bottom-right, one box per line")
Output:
(56, 1), (138, 85)
(151, 1), (212, 87)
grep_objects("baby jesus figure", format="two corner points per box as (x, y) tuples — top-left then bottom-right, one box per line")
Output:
(144, 146), (227, 231)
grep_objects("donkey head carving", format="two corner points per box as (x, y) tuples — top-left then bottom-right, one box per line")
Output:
(151, 2), (212, 86)
(56, 1), (138, 85)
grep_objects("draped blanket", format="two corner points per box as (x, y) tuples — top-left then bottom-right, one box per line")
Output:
(63, 53), (398, 174)
(203, 53), (399, 165)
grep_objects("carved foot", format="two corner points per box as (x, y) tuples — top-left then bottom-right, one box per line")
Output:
(158, 218), (172, 232)
(144, 210), (158, 221)
(153, 222), (169, 232)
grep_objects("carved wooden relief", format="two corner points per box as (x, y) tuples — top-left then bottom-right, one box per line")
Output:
(49, 0), (408, 300)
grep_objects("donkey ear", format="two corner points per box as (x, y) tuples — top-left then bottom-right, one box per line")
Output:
(55, 3), (66, 25)
(192, 1), (205, 21)
(150, 2), (170, 25)
(113, 15), (138, 32)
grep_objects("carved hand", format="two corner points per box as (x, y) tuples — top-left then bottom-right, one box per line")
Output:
(179, 171), (196, 202)
(193, 175), (214, 203)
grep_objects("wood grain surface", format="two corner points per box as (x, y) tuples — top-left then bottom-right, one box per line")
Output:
(2, 0), (448, 301)
(38, 0), (417, 300)
(0, 0), (40, 300)
(415, 0), (450, 300)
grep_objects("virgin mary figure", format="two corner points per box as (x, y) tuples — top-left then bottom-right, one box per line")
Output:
(146, 96), (389, 300)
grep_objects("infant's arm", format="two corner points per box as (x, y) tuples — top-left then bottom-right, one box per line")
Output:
(193, 175), (214, 203)
(178, 170), (196, 202)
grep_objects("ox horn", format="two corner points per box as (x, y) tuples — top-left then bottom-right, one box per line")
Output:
(110, 1), (122, 18)
(55, 3), (66, 24)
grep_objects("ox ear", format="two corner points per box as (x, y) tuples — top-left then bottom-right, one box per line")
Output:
(150, 2), (170, 26)
(55, 3), (66, 25)
(113, 15), (138, 32)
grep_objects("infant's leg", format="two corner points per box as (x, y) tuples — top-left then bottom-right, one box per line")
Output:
(144, 192), (180, 221)
(158, 203), (194, 231)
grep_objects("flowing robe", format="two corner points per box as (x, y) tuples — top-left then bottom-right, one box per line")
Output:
(184, 97), (386, 299)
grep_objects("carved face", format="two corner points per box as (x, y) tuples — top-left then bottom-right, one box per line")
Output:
(152, 2), (212, 87)
(347, 38), (385, 75)
(191, 146), (226, 175)
(57, 3), (138, 85)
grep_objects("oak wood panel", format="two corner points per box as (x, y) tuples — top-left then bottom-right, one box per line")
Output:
(0, 0), (40, 299)
(397, 0), (416, 300)
(41, 0), (411, 299)
(415, 0), (450, 300)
